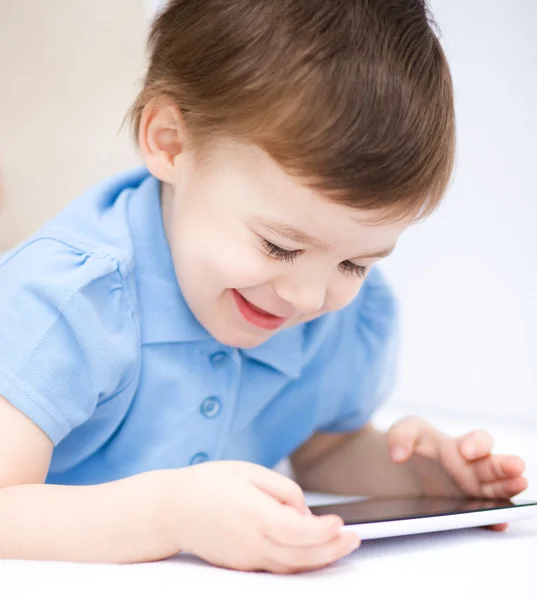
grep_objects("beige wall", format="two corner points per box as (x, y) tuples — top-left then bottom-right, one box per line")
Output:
(0, 1), (148, 250)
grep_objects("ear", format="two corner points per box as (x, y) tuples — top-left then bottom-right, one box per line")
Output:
(138, 98), (188, 183)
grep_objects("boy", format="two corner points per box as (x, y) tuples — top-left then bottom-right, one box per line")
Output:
(0, 0), (527, 573)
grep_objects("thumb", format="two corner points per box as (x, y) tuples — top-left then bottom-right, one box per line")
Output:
(250, 468), (310, 515)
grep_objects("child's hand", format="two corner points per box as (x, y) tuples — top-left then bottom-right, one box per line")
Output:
(170, 461), (360, 573)
(387, 417), (528, 530)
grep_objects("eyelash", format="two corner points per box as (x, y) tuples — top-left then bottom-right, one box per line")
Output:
(261, 239), (367, 277)
(261, 239), (300, 263)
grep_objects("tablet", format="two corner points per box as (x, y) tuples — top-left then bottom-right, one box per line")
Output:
(309, 496), (537, 539)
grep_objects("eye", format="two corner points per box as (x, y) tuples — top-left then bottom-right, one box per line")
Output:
(261, 239), (301, 263)
(261, 238), (367, 277)
(339, 261), (367, 277)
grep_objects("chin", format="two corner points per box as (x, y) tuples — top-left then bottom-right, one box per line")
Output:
(212, 324), (273, 349)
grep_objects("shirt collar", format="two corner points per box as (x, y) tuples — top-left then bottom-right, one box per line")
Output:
(240, 326), (305, 379)
(127, 171), (307, 378)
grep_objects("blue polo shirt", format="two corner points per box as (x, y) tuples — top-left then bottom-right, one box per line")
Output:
(0, 168), (397, 485)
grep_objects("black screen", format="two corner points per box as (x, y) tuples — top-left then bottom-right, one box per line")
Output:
(308, 497), (537, 525)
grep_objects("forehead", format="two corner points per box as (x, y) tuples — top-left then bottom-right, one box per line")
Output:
(202, 139), (410, 249)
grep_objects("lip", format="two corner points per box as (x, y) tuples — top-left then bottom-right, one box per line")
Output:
(232, 289), (288, 330)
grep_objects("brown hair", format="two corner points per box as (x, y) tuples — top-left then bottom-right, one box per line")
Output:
(130, 0), (455, 221)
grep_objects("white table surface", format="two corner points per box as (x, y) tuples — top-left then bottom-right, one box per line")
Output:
(2, 407), (536, 600)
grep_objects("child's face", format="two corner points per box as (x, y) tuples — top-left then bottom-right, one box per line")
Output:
(161, 139), (409, 349)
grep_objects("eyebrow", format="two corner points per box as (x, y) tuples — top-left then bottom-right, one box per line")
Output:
(257, 218), (395, 259)
(258, 219), (332, 252)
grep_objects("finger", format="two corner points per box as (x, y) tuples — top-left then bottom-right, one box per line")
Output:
(267, 530), (360, 574)
(251, 469), (309, 514)
(387, 417), (422, 462)
(487, 523), (509, 532)
(481, 476), (528, 499)
(437, 438), (482, 496)
(473, 455), (526, 484)
(458, 430), (494, 461)
(387, 416), (443, 462)
(264, 504), (344, 546)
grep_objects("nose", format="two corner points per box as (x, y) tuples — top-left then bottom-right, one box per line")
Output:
(273, 275), (327, 315)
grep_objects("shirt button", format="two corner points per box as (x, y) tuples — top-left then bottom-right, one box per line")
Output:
(189, 452), (210, 465)
(200, 396), (222, 419)
(210, 351), (229, 367)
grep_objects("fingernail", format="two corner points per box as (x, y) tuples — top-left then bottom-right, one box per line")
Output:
(391, 446), (408, 461)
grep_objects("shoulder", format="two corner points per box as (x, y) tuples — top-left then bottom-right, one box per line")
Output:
(0, 168), (151, 321)
(1, 236), (124, 287)
(29, 167), (150, 271)
(347, 266), (398, 340)
(0, 236), (141, 444)
(0, 233), (141, 364)
(0, 170), (150, 382)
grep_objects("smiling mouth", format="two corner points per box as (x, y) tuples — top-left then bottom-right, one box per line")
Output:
(231, 290), (288, 330)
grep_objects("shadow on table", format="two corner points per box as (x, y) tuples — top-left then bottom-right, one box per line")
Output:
(165, 523), (536, 579)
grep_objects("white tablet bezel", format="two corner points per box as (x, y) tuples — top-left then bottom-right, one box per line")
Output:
(343, 503), (537, 539)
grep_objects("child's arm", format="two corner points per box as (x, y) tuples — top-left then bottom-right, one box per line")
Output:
(0, 394), (357, 570)
(291, 418), (527, 500)
(292, 423), (422, 496)
(0, 394), (190, 562)
(0, 472), (188, 563)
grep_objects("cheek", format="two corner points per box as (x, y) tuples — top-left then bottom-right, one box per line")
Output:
(174, 226), (274, 291)
(214, 251), (271, 289)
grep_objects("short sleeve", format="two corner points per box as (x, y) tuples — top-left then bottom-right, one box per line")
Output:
(317, 268), (398, 433)
(0, 239), (139, 445)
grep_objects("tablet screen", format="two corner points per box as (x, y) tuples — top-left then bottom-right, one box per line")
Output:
(309, 497), (535, 525)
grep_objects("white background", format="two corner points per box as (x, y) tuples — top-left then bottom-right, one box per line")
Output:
(382, 0), (537, 425)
